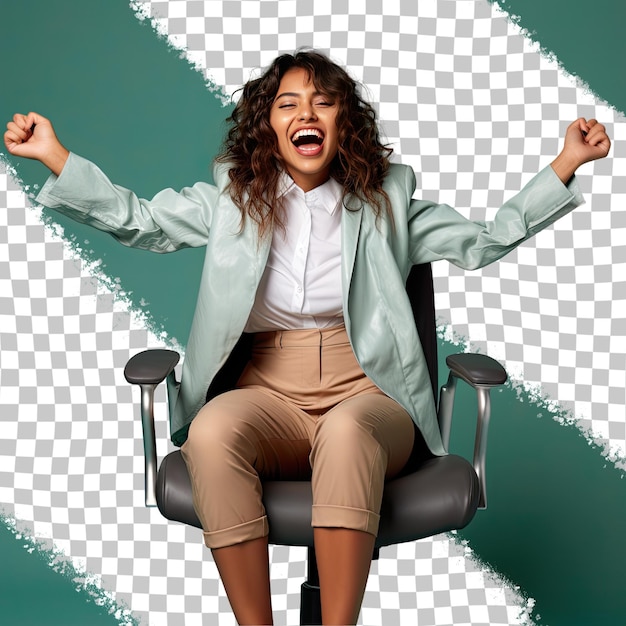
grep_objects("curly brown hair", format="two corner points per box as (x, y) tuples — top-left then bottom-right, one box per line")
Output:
(216, 50), (393, 237)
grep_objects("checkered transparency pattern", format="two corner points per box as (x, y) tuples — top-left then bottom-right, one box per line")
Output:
(2, 0), (624, 624)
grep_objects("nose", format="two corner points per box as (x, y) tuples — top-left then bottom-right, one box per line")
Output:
(298, 105), (317, 121)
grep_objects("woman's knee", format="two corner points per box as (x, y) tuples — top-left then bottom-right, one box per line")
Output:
(311, 395), (414, 476)
(311, 411), (382, 475)
(183, 392), (258, 462)
(312, 400), (386, 455)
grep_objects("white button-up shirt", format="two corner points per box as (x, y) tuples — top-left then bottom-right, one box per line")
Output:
(244, 175), (344, 332)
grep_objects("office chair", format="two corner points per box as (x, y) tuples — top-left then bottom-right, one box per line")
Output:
(125, 263), (507, 624)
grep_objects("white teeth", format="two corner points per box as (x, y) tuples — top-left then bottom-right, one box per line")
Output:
(292, 128), (324, 142)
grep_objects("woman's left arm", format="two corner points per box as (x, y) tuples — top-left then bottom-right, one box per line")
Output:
(406, 118), (612, 270)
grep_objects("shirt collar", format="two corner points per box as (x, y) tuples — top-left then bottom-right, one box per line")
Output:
(278, 171), (343, 216)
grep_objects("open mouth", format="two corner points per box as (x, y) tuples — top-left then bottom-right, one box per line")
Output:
(291, 128), (325, 154)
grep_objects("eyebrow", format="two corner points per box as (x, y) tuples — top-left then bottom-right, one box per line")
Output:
(274, 91), (328, 101)
(275, 92), (300, 100)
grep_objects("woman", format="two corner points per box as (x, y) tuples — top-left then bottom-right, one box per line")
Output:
(4, 50), (610, 625)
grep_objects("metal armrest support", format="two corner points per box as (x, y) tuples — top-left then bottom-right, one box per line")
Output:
(124, 350), (180, 507)
(437, 353), (507, 509)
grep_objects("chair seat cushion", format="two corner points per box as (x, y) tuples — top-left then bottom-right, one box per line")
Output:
(156, 450), (480, 548)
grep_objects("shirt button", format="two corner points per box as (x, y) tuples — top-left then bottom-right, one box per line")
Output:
(297, 286), (303, 293)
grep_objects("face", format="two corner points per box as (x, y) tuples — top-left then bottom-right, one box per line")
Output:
(269, 67), (339, 192)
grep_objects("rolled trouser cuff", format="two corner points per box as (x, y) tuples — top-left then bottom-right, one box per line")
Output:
(312, 504), (380, 537)
(202, 515), (269, 549)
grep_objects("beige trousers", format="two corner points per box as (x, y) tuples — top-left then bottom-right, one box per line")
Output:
(181, 326), (415, 549)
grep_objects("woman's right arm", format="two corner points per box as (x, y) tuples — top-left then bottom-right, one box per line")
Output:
(4, 112), (216, 252)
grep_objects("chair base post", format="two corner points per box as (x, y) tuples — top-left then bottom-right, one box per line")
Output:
(300, 581), (322, 625)
(301, 546), (321, 625)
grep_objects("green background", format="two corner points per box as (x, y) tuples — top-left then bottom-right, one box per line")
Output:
(0, 0), (624, 623)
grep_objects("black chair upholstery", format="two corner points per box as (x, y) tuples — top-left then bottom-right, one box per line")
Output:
(125, 263), (506, 624)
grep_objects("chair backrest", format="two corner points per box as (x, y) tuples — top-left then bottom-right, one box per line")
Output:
(390, 264), (439, 471)
(405, 263), (438, 402)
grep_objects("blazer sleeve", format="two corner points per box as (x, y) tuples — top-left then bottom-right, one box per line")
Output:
(35, 152), (219, 252)
(405, 165), (585, 270)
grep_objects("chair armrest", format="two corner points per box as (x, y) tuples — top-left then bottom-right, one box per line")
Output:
(124, 349), (180, 385)
(445, 353), (507, 387)
(437, 353), (507, 510)
(125, 349), (180, 507)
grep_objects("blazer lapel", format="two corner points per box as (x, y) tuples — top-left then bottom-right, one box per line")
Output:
(340, 196), (364, 318)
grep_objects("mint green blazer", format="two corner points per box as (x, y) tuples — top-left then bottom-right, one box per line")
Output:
(37, 153), (583, 455)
